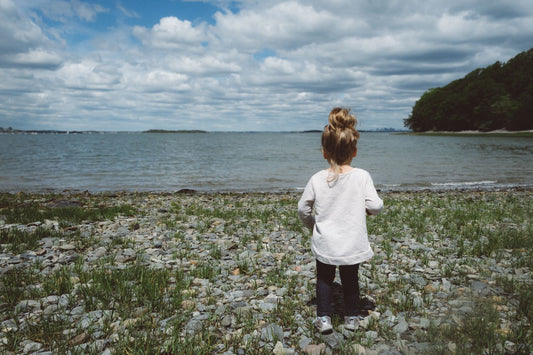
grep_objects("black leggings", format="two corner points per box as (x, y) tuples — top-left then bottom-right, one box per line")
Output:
(316, 260), (360, 317)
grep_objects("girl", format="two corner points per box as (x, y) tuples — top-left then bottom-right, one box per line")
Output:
(298, 107), (383, 334)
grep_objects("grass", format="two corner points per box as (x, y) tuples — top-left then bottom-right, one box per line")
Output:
(1, 260), (199, 354)
(366, 189), (533, 353)
(0, 227), (64, 254)
(368, 190), (533, 266)
(2, 204), (135, 226)
(0, 189), (532, 354)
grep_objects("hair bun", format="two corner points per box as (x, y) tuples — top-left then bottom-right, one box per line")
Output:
(328, 107), (356, 130)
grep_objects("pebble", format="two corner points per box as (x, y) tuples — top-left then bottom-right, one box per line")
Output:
(23, 341), (42, 353)
(1, 190), (531, 354)
(303, 343), (326, 355)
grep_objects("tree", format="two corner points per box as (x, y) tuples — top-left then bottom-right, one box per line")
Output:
(405, 48), (533, 132)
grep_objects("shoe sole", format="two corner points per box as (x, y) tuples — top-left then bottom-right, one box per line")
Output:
(317, 327), (333, 335)
(314, 323), (333, 334)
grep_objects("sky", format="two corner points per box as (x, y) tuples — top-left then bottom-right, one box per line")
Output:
(0, 0), (532, 132)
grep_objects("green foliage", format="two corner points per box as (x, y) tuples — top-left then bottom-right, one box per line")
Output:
(405, 48), (533, 131)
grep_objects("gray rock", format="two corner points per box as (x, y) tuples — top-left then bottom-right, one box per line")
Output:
(23, 341), (43, 353)
(59, 244), (76, 251)
(184, 318), (203, 336)
(16, 299), (41, 312)
(94, 247), (107, 257)
(365, 330), (379, 341)
(1, 319), (18, 332)
(298, 336), (312, 350)
(393, 317), (409, 334)
(322, 331), (344, 349)
(221, 315), (232, 327)
(261, 324), (284, 342)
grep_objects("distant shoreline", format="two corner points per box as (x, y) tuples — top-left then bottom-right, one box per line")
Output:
(0, 129), (409, 134)
(398, 129), (533, 137)
(143, 129), (207, 133)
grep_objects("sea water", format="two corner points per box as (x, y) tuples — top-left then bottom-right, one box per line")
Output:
(0, 132), (531, 192)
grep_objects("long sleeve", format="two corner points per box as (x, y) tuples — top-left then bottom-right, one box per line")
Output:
(298, 181), (316, 230)
(364, 174), (383, 215)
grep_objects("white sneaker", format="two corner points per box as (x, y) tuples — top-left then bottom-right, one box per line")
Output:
(344, 316), (360, 331)
(314, 316), (333, 334)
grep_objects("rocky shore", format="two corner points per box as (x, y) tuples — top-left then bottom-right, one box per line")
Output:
(1, 189), (532, 354)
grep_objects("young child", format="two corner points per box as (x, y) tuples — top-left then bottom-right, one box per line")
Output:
(298, 107), (383, 334)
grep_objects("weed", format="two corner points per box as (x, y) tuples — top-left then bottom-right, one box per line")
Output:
(0, 227), (63, 253)
(442, 301), (503, 354)
(42, 266), (75, 295)
(0, 266), (40, 306)
(191, 263), (218, 282)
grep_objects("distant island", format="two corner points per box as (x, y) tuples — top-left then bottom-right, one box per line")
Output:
(143, 129), (207, 133)
(404, 47), (533, 132)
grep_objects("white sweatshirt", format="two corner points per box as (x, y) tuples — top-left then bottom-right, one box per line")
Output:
(298, 168), (383, 265)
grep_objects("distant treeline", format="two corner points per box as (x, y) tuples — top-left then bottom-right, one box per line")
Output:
(404, 48), (533, 132)
(0, 128), (95, 134)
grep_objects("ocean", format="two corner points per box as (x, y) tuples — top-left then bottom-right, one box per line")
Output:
(1, 132), (532, 193)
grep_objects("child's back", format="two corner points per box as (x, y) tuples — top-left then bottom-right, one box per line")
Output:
(297, 107), (383, 334)
(298, 167), (382, 265)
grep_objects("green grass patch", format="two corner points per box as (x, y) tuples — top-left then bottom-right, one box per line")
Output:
(368, 190), (533, 264)
(0, 266), (41, 306)
(1, 204), (135, 226)
(0, 227), (63, 254)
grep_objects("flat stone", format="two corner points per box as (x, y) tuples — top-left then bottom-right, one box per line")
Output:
(16, 300), (40, 312)
(59, 244), (76, 251)
(94, 247), (107, 257)
(303, 343), (326, 355)
(471, 280), (488, 291)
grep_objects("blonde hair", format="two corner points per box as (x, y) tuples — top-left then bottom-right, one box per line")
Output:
(321, 107), (360, 182)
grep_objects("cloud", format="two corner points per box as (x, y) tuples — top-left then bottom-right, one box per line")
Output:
(30, 0), (107, 23)
(2, 48), (63, 69)
(57, 60), (122, 90)
(166, 54), (241, 76)
(117, 3), (139, 18)
(0, 0), (62, 69)
(0, 0), (47, 54)
(1, 0), (533, 131)
(133, 16), (208, 49)
(212, 2), (348, 52)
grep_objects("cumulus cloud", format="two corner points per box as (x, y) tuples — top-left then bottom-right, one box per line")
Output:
(0, 0), (58, 65)
(133, 16), (208, 49)
(212, 2), (348, 52)
(1, 0), (532, 131)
